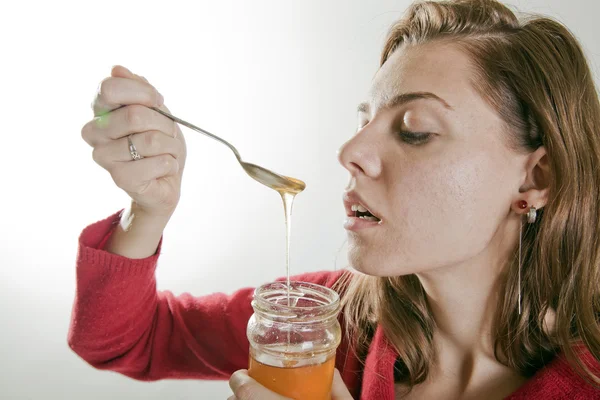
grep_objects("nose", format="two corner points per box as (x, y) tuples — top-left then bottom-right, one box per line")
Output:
(337, 130), (382, 178)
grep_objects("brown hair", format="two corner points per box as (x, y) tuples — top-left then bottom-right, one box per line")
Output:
(337, 0), (600, 390)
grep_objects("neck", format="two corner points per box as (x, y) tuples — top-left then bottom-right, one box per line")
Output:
(416, 216), (519, 359)
(417, 260), (502, 358)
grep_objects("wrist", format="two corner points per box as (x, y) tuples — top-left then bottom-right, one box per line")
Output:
(105, 202), (171, 259)
(127, 201), (174, 227)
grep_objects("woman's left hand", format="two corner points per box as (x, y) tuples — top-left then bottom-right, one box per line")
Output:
(227, 368), (353, 400)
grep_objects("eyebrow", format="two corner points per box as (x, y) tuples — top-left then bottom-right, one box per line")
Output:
(357, 91), (453, 113)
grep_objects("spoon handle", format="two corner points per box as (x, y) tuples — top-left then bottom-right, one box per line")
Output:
(151, 107), (241, 160)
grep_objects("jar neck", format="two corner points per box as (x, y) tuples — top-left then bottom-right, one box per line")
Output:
(252, 281), (340, 323)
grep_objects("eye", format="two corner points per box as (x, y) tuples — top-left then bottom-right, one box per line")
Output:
(397, 130), (432, 145)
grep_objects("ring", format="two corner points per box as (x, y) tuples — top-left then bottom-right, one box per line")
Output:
(127, 134), (144, 161)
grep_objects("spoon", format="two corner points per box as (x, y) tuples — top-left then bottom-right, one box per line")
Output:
(151, 107), (306, 194)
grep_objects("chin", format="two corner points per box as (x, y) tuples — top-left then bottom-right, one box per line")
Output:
(346, 240), (422, 278)
(347, 245), (395, 277)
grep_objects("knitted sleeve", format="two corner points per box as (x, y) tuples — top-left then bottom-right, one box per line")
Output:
(67, 211), (343, 381)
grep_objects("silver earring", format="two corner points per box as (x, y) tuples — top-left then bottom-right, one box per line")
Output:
(518, 206), (537, 315)
(518, 220), (523, 315)
(527, 206), (537, 224)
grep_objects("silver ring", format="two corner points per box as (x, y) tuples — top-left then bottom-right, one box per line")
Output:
(127, 134), (143, 161)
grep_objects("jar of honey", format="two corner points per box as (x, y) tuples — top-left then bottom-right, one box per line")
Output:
(246, 280), (342, 400)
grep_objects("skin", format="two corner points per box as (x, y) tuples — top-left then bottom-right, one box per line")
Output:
(84, 38), (550, 398)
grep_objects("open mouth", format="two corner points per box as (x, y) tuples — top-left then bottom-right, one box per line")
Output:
(351, 204), (381, 222)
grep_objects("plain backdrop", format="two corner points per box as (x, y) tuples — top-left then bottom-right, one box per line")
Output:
(0, 0), (598, 399)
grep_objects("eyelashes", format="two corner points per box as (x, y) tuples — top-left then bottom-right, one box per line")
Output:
(356, 122), (434, 146)
(396, 130), (433, 145)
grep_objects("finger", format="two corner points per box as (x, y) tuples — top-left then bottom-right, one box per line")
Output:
(229, 370), (289, 400)
(93, 76), (163, 117)
(92, 131), (183, 166)
(110, 154), (179, 194)
(331, 369), (353, 400)
(82, 105), (177, 146)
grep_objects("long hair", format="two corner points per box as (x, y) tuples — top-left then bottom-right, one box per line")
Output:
(336, 0), (600, 390)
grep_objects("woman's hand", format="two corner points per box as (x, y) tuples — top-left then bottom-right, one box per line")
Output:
(227, 369), (353, 400)
(81, 65), (187, 218)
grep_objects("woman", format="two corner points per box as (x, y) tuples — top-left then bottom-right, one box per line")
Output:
(69, 0), (600, 398)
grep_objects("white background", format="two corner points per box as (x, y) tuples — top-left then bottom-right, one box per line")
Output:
(0, 0), (598, 399)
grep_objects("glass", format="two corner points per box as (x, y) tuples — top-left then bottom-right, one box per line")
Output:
(246, 281), (342, 400)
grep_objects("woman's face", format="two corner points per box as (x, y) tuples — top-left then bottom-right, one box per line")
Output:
(338, 42), (528, 277)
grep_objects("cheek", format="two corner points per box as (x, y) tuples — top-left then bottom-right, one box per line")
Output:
(389, 149), (511, 267)
(392, 153), (482, 225)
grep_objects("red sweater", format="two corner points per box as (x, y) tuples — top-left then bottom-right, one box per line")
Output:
(68, 212), (600, 399)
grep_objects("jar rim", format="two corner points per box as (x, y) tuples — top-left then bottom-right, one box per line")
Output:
(252, 281), (340, 321)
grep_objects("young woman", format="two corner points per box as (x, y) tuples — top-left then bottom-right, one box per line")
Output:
(70, 0), (600, 398)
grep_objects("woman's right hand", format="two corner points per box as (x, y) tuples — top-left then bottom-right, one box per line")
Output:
(81, 65), (187, 218)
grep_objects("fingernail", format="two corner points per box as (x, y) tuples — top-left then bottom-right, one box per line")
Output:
(171, 117), (178, 139)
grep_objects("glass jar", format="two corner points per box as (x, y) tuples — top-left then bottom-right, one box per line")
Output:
(247, 280), (342, 400)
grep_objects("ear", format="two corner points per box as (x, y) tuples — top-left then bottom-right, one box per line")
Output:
(511, 146), (550, 215)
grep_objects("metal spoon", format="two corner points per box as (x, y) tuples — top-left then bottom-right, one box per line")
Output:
(151, 107), (306, 194)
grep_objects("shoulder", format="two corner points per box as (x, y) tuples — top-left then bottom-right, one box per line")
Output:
(507, 349), (600, 399)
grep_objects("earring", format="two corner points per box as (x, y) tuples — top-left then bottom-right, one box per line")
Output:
(527, 206), (537, 224)
(518, 219), (523, 315)
(518, 205), (537, 315)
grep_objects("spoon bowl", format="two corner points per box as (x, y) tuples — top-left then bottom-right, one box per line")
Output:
(241, 162), (306, 194)
(151, 107), (306, 193)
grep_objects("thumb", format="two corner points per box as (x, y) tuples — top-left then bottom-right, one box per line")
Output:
(110, 65), (166, 111)
(331, 369), (353, 400)
(111, 65), (150, 83)
(229, 369), (290, 400)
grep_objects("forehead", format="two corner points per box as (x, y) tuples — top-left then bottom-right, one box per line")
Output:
(368, 42), (479, 111)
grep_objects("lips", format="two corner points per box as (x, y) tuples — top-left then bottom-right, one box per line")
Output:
(343, 191), (382, 221)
